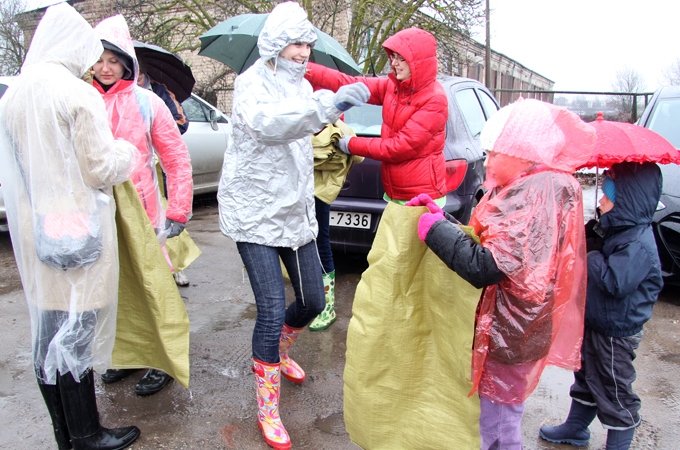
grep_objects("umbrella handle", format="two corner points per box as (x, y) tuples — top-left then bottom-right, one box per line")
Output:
(593, 167), (599, 220)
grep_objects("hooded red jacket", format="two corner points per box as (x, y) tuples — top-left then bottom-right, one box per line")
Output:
(305, 27), (447, 201)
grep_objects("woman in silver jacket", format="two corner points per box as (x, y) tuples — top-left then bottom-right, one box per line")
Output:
(0, 4), (139, 449)
(216, 3), (368, 448)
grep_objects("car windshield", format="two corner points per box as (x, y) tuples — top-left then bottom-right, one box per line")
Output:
(646, 97), (680, 148)
(342, 104), (382, 136)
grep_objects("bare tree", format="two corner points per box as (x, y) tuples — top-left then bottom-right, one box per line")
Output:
(663, 58), (680, 86)
(609, 68), (645, 122)
(0, 0), (26, 76)
(114, 0), (484, 93)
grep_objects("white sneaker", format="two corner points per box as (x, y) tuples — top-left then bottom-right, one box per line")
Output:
(173, 270), (189, 286)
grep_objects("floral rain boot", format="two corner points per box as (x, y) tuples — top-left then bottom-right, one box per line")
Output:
(252, 359), (291, 450)
(279, 324), (305, 384)
(309, 270), (336, 331)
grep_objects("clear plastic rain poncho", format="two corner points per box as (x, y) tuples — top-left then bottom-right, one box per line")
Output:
(93, 15), (193, 233)
(469, 99), (596, 403)
(0, 3), (136, 384)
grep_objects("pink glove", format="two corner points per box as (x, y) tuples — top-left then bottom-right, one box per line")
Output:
(406, 193), (442, 214)
(417, 212), (445, 241)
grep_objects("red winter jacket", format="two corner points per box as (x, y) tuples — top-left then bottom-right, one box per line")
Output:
(305, 27), (447, 201)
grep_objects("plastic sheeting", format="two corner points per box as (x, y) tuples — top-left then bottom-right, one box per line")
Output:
(110, 182), (190, 387)
(469, 98), (594, 403)
(344, 203), (481, 449)
(0, 3), (136, 384)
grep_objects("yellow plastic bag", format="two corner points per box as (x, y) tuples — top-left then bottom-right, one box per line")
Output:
(344, 203), (481, 449)
(111, 181), (190, 387)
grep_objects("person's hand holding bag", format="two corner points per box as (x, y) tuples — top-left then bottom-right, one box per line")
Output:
(164, 219), (186, 238)
(333, 82), (370, 111)
(406, 193), (442, 214)
(417, 211), (445, 241)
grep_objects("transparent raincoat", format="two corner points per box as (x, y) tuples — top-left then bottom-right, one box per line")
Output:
(93, 15), (193, 232)
(469, 99), (596, 403)
(0, 3), (136, 384)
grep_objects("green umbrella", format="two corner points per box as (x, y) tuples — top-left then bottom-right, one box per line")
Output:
(198, 13), (362, 75)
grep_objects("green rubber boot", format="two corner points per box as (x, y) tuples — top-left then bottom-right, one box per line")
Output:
(309, 270), (336, 331)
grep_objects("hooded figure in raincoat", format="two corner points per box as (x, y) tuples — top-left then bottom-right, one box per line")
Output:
(216, 2), (369, 448)
(413, 99), (596, 450)
(0, 3), (141, 449)
(91, 15), (193, 396)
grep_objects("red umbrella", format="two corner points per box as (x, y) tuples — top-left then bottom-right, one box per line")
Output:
(579, 112), (680, 169)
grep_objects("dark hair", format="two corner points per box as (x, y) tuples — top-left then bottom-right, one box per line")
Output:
(100, 40), (134, 81)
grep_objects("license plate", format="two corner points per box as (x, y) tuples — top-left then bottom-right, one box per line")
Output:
(329, 211), (371, 229)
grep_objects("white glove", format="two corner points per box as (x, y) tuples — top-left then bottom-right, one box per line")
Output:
(335, 136), (352, 155)
(333, 82), (370, 111)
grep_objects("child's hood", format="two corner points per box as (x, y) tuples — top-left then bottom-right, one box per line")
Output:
(600, 162), (662, 229)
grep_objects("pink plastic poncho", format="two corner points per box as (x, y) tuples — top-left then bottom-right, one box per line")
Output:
(469, 99), (596, 403)
(93, 16), (192, 229)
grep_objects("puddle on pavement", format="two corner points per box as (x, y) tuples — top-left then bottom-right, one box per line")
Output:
(314, 412), (346, 436)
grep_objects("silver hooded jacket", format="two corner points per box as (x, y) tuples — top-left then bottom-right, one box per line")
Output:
(217, 2), (343, 248)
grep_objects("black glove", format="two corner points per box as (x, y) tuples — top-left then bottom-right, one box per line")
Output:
(164, 219), (186, 238)
(586, 236), (604, 253)
(585, 219), (599, 239)
(585, 218), (604, 252)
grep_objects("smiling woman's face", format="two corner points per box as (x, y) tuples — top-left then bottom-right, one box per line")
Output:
(280, 42), (312, 64)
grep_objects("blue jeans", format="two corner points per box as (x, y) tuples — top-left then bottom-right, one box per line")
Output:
(237, 241), (325, 363)
(315, 197), (334, 273)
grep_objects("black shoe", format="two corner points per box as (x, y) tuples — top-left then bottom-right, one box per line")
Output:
(100, 369), (138, 384)
(134, 369), (173, 396)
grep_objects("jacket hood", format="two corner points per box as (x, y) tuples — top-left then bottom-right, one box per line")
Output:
(600, 162), (662, 230)
(94, 15), (139, 81)
(22, 3), (103, 78)
(257, 2), (317, 62)
(382, 27), (438, 91)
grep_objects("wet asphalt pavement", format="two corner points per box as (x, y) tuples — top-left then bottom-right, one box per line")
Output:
(1, 193), (679, 449)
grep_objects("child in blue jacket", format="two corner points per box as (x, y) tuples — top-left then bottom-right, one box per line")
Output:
(540, 162), (663, 450)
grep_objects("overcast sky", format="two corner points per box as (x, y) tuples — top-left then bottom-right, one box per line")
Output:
(471, 0), (680, 93)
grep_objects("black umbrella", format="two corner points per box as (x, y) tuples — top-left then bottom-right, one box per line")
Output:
(133, 40), (196, 102)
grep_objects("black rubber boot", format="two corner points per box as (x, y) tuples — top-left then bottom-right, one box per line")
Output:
(59, 369), (140, 450)
(606, 428), (635, 450)
(37, 379), (72, 450)
(539, 400), (597, 447)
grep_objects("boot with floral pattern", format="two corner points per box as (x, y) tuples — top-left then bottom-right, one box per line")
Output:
(309, 270), (336, 331)
(252, 358), (291, 450)
(279, 324), (305, 384)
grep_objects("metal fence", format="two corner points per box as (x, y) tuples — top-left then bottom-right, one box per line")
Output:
(492, 89), (655, 123)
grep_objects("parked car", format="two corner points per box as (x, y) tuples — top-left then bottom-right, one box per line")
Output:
(330, 75), (499, 253)
(180, 93), (231, 194)
(637, 86), (680, 284)
(0, 76), (230, 232)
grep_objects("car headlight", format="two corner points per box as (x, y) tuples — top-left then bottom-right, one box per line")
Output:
(657, 200), (666, 211)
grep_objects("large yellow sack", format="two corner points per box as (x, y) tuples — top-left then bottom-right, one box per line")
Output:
(111, 181), (190, 387)
(344, 202), (481, 449)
